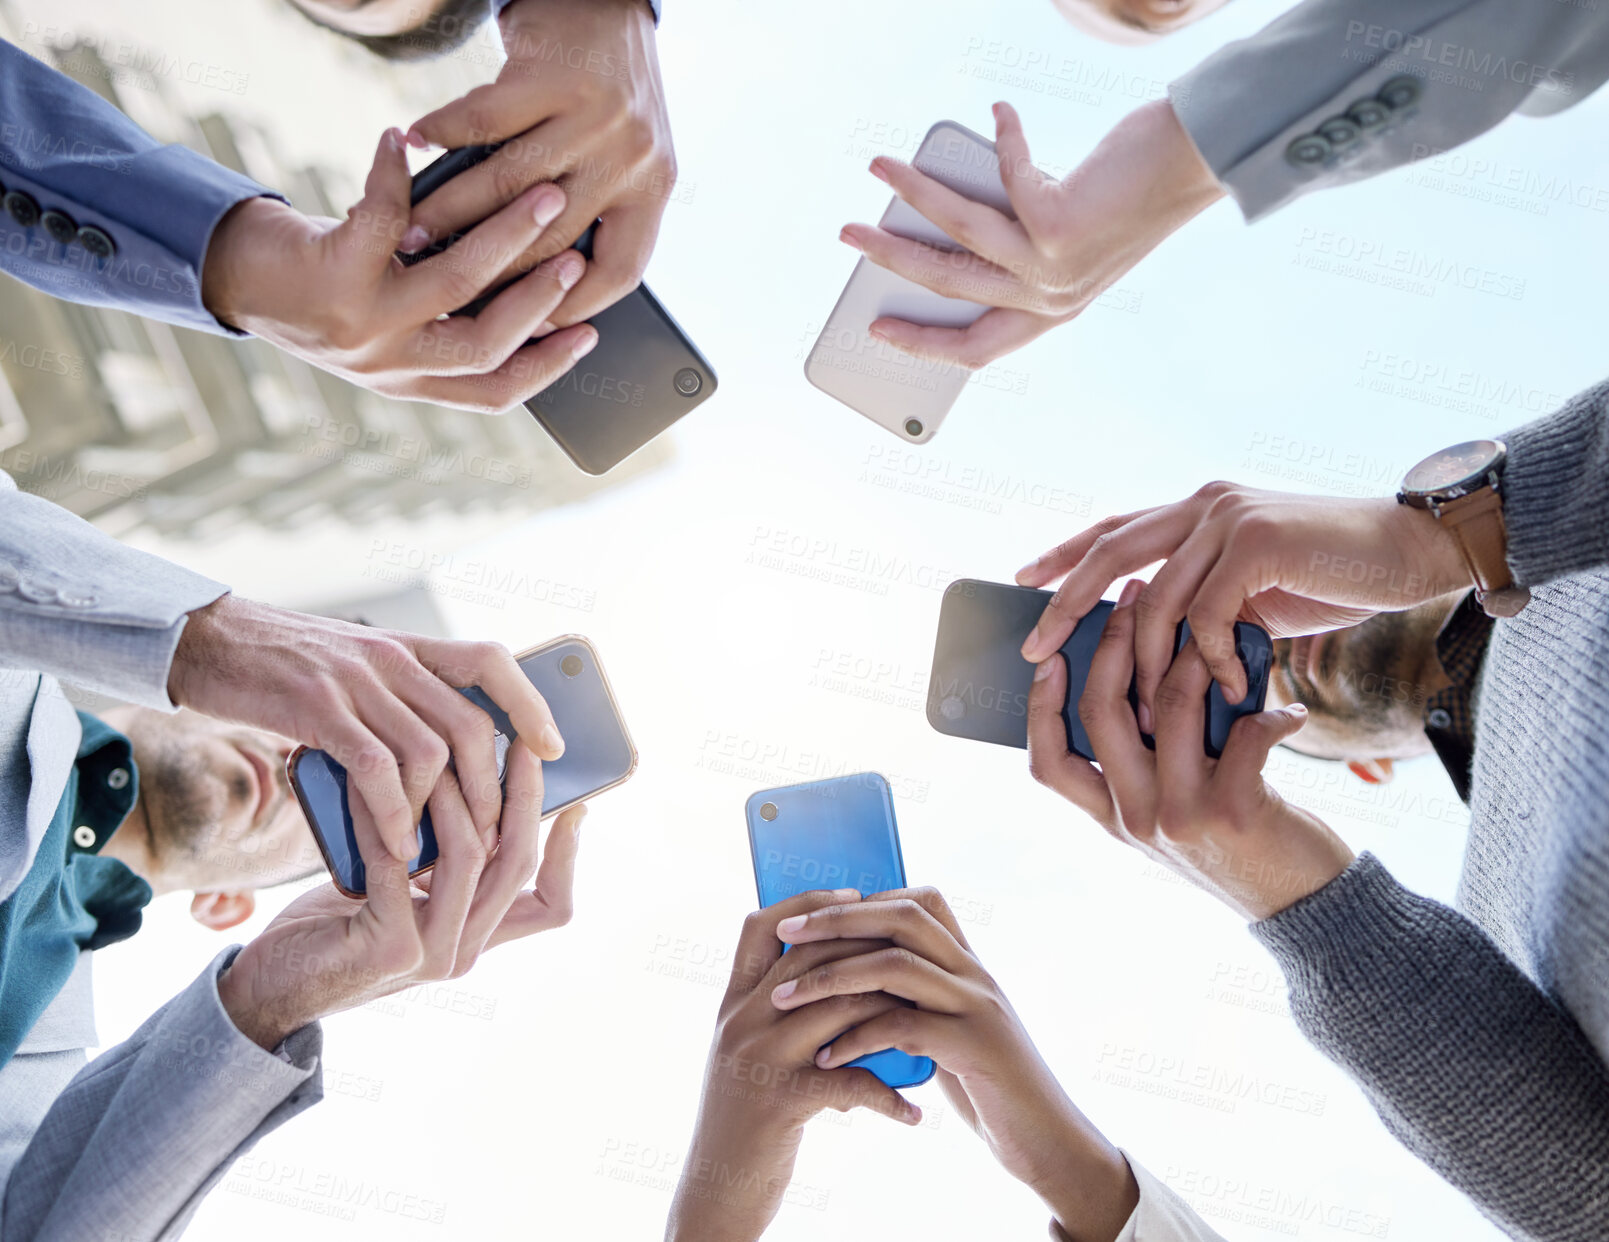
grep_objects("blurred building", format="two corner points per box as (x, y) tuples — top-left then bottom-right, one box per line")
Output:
(0, 11), (665, 540)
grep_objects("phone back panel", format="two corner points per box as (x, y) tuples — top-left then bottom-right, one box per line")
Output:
(927, 579), (1271, 760)
(407, 146), (716, 476)
(746, 773), (936, 1090)
(805, 121), (1014, 444)
(292, 636), (636, 896)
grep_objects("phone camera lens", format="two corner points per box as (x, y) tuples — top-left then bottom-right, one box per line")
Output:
(759, 801), (778, 821)
(560, 654), (584, 678)
(674, 368), (702, 396)
(904, 418), (924, 438)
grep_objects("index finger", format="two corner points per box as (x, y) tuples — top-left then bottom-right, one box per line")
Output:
(728, 889), (864, 997)
(414, 638), (563, 762)
(775, 895), (972, 976)
(458, 743), (548, 960)
(1022, 503), (1201, 662)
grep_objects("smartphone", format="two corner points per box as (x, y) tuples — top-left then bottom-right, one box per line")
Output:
(745, 773), (936, 1090)
(406, 145), (718, 476)
(805, 120), (1013, 444)
(289, 635), (636, 897)
(927, 579), (1272, 760)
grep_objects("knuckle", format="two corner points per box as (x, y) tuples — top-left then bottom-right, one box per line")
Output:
(1153, 678), (1194, 717)
(1195, 479), (1240, 506)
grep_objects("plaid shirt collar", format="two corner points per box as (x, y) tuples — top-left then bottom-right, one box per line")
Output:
(1423, 591), (1494, 803)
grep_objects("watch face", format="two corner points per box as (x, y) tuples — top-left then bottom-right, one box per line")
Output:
(1403, 439), (1505, 494)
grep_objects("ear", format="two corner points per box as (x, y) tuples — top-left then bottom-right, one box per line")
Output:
(190, 891), (255, 932)
(1346, 758), (1395, 785)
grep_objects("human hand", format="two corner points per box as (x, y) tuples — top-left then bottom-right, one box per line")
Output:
(665, 891), (921, 1242)
(218, 745), (582, 1050)
(1027, 579), (1355, 921)
(405, 0), (674, 326)
(1018, 483), (1473, 714)
(168, 593), (564, 864)
(774, 888), (1139, 1240)
(838, 98), (1221, 369)
(202, 127), (598, 413)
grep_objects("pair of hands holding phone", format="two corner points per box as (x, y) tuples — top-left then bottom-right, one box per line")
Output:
(667, 888), (1139, 1242)
(1015, 480), (1474, 919)
(202, 0), (673, 412)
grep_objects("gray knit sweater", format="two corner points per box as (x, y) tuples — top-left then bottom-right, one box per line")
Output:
(1251, 379), (1609, 1241)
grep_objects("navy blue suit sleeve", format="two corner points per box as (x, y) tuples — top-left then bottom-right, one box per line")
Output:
(0, 39), (281, 336)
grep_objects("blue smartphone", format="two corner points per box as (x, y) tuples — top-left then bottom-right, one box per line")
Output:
(745, 772), (936, 1090)
(927, 579), (1272, 760)
(288, 635), (636, 897)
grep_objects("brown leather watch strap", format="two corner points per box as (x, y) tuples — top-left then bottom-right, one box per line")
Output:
(1436, 486), (1530, 617)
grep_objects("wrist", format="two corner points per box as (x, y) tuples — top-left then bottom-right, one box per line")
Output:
(1386, 496), (1478, 601)
(1126, 98), (1225, 235)
(169, 592), (236, 709)
(217, 958), (302, 1052)
(1036, 1139), (1139, 1242)
(201, 196), (300, 331)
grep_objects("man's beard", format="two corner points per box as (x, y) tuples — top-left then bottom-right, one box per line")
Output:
(135, 737), (223, 867)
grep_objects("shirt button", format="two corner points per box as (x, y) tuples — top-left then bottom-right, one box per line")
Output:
(41, 209), (78, 245)
(107, 766), (131, 790)
(57, 588), (98, 608)
(1346, 98), (1392, 133)
(1427, 708), (1453, 730)
(18, 578), (59, 604)
(3, 190), (40, 228)
(1317, 116), (1362, 150)
(73, 825), (97, 849)
(76, 225), (117, 259)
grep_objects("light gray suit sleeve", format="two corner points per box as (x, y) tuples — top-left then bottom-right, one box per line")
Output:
(0, 471), (227, 710)
(0, 948), (323, 1242)
(1170, 0), (1609, 220)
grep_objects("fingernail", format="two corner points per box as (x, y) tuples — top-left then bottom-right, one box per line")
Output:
(405, 126), (430, 150)
(398, 225), (430, 254)
(1021, 625), (1044, 661)
(776, 914), (807, 936)
(1288, 703), (1308, 718)
(839, 226), (864, 251)
(832, 888), (860, 898)
(539, 723), (565, 758)
(390, 833), (416, 863)
(815, 1046), (835, 1068)
(905, 1102), (923, 1125)
(1137, 701), (1154, 734)
(533, 320), (556, 336)
(869, 159), (890, 184)
(1118, 578), (1144, 606)
(571, 327), (599, 359)
(1015, 557), (1039, 581)
(384, 127), (405, 153)
(771, 979), (797, 1003)
(531, 187), (564, 227)
(1032, 658), (1054, 682)
(557, 255), (584, 291)
(867, 324), (888, 342)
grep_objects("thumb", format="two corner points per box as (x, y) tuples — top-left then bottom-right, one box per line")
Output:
(341, 127), (417, 269)
(1215, 704), (1307, 787)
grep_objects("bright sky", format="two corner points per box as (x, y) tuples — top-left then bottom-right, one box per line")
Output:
(13, 0), (1609, 1237)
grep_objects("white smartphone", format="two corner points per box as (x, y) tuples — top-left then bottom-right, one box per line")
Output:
(805, 120), (1014, 444)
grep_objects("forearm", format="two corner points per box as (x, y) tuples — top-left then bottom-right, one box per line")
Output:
(1253, 854), (1609, 1241)
(0, 476), (226, 708)
(1171, 0), (1608, 221)
(1, 950), (322, 1241)
(1500, 378), (1609, 587)
(0, 39), (279, 335)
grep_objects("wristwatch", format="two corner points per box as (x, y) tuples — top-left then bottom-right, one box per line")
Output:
(1397, 439), (1530, 618)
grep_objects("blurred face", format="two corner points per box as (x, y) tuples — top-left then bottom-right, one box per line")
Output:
(112, 708), (323, 892)
(1053, 0), (1235, 44)
(1265, 598), (1458, 762)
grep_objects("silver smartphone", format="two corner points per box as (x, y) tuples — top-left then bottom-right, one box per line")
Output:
(805, 120), (1013, 444)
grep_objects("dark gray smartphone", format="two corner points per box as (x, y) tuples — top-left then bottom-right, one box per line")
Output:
(405, 145), (717, 475)
(288, 636), (636, 897)
(926, 578), (1272, 760)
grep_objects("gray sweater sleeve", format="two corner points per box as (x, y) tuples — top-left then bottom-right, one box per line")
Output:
(1501, 378), (1609, 588)
(1252, 853), (1609, 1242)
